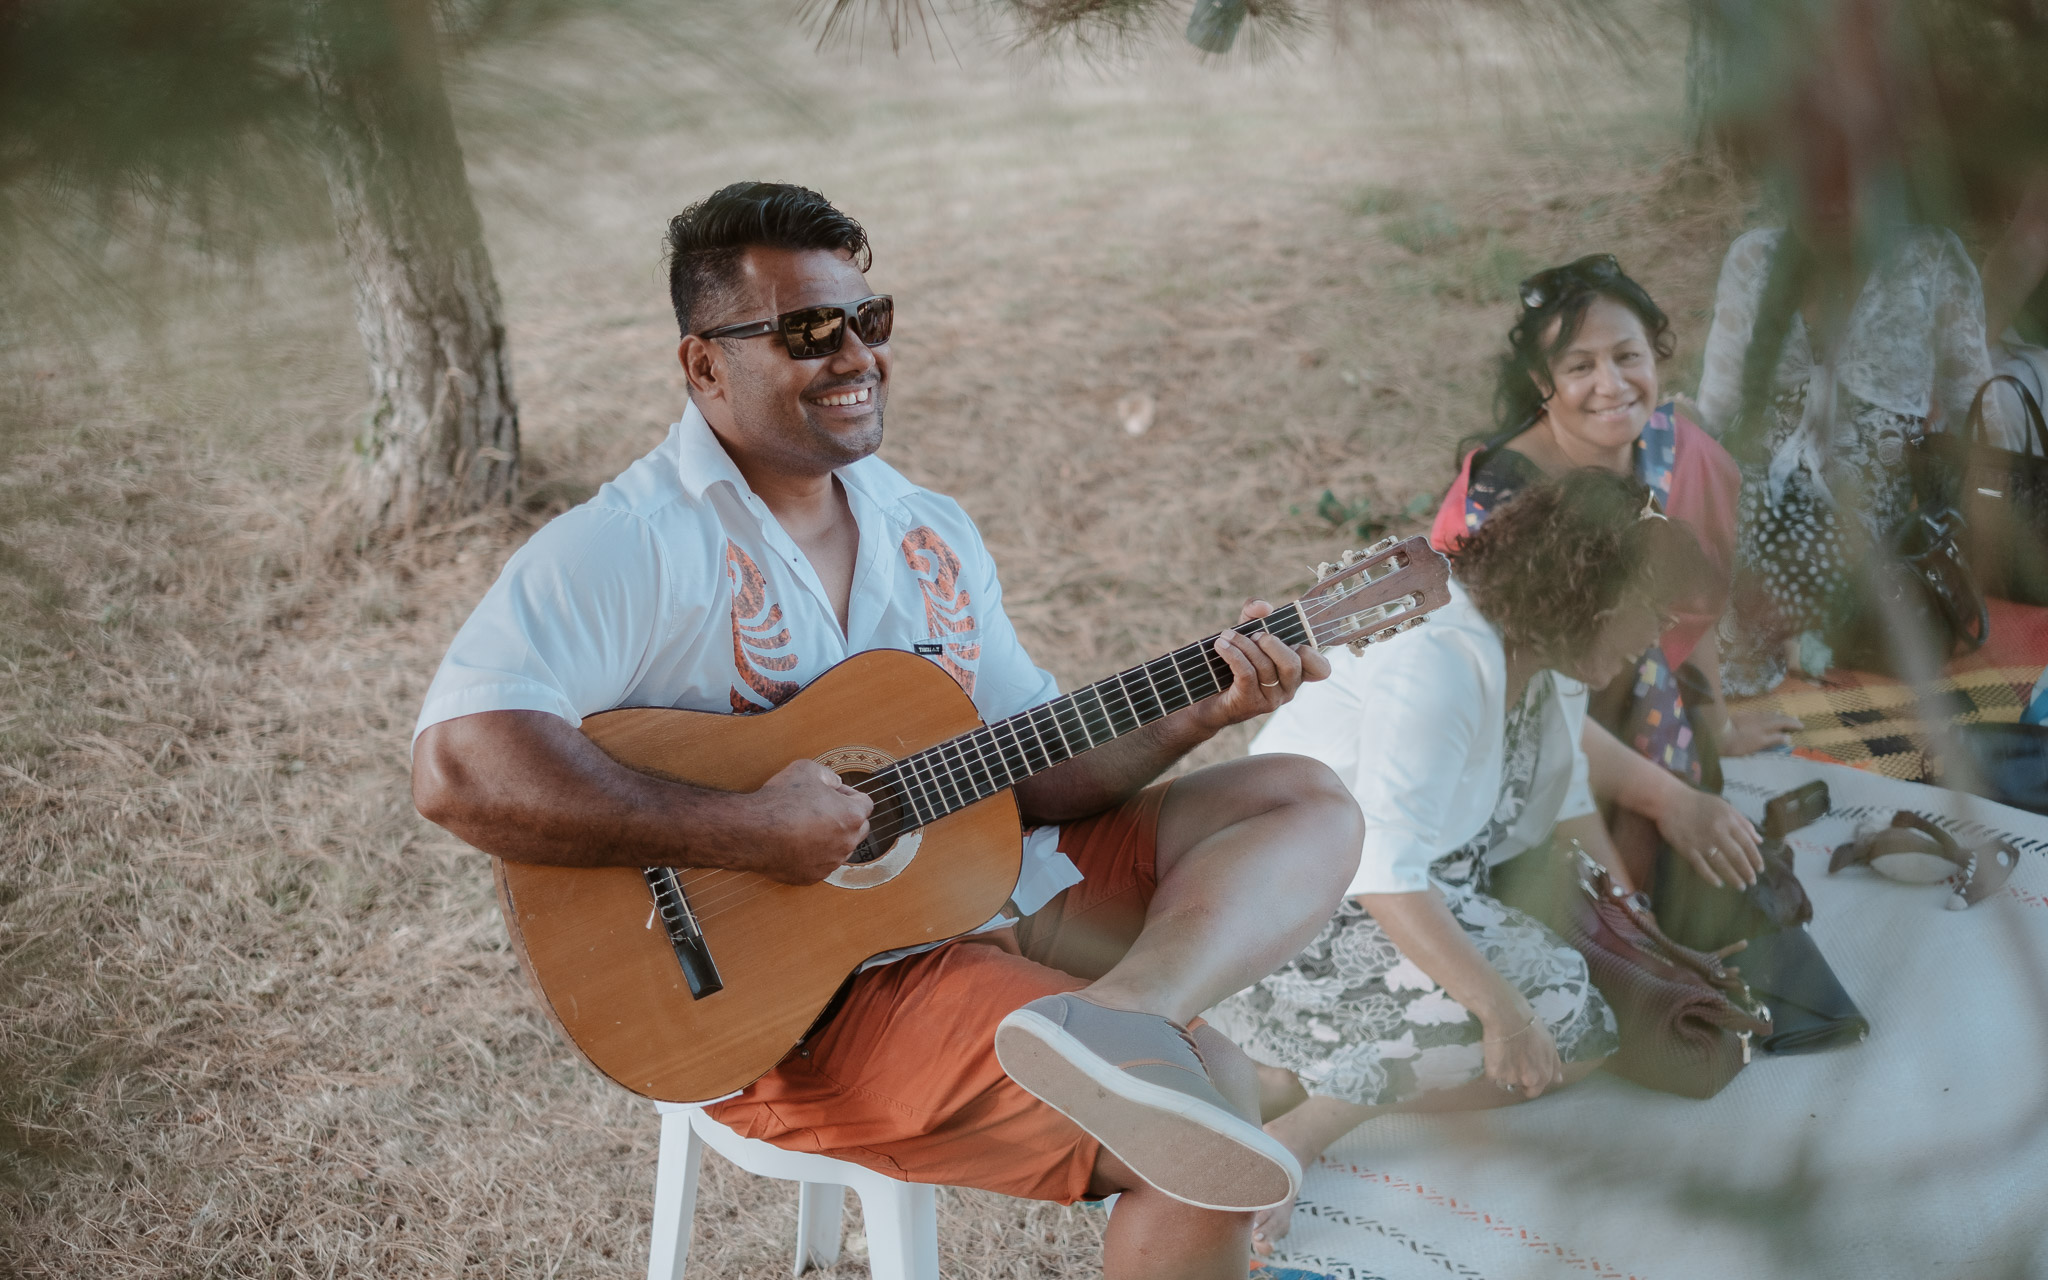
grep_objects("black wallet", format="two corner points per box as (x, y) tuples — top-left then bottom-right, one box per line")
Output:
(1732, 926), (1870, 1054)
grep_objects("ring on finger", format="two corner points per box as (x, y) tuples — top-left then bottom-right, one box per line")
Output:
(1494, 1079), (1518, 1093)
(1259, 678), (1280, 687)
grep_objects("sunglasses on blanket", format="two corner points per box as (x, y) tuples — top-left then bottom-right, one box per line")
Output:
(696, 295), (894, 359)
(1519, 254), (1622, 310)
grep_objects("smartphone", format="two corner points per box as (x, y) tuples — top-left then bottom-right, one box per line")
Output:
(1763, 780), (1830, 840)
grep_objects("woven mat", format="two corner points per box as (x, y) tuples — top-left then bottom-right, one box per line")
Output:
(1727, 599), (2048, 781)
(1729, 664), (2039, 781)
(1266, 755), (2048, 1280)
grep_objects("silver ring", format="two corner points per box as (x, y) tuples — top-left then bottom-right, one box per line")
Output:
(1495, 1079), (1518, 1094)
(1259, 679), (1280, 687)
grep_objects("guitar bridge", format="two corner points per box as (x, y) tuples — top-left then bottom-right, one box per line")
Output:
(643, 867), (723, 999)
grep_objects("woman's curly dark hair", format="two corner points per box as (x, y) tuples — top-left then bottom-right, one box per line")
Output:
(1489, 262), (1675, 440)
(1452, 469), (1713, 664)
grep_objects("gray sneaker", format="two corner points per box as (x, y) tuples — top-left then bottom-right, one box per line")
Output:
(994, 992), (1300, 1212)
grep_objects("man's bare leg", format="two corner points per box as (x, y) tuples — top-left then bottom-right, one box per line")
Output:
(1093, 1025), (1262, 1280)
(994, 753), (1358, 1221)
(1079, 754), (1363, 1023)
(1249, 1059), (1609, 1256)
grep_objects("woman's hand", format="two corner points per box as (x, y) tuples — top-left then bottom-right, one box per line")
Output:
(1720, 706), (1802, 756)
(1658, 785), (1763, 888)
(1481, 1010), (1566, 1099)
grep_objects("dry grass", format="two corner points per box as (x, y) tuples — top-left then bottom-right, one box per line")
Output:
(0, 8), (1752, 1276)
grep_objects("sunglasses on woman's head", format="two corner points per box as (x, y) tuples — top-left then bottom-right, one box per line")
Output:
(1518, 254), (1622, 310)
(697, 294), (894, 360)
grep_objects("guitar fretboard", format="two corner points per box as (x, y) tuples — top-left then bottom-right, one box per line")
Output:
(858, 604), (1314, 849)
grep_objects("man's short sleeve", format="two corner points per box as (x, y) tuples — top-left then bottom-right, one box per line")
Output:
(947, 516), (1059, 722)
(412, 506), (676, 742)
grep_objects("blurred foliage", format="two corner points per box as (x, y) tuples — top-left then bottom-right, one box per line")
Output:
(0, 0), (765, 311)
(0, 1), (313, 205)
(0, 0), (330, 275)
(994, 0), (1646, 60)
(1692, 0), (2048, 216)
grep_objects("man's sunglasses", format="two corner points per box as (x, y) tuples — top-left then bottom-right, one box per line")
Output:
(696, 295), (894, 360)
(1518, 254), (1622, 310)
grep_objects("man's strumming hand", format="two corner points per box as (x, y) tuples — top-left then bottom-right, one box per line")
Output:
(731, 759), (874, 884)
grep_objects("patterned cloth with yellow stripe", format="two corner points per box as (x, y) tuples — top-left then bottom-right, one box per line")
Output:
(1729, 665), (2040, 781)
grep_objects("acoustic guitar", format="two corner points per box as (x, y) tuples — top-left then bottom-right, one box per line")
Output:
(495, 535), (1451, 1102)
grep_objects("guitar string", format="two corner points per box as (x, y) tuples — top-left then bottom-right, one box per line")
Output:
(665, 598), (1424, 929)
(855, 614), (1267, 847)
(669, 616), (1290, 928)
(653, 604), (1330, 926)
(845, 606), (1303, 845)
(672, 632), (1245, 927)
(668, 632), (1247, 926)
(645, 575), (1424, 931)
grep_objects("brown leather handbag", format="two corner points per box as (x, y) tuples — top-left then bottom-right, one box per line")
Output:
(1494, 844), (1773, 1099)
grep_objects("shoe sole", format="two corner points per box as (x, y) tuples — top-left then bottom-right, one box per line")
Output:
(994, 1008), (1300, 1212)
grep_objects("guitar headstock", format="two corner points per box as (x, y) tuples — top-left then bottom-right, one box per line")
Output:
(1297, 535), (1452, 654)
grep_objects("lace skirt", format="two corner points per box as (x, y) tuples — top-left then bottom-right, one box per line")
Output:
(1205, 870), (1617, 1107)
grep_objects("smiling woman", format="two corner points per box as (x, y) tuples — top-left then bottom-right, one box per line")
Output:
(1427, 256), (1797, 879)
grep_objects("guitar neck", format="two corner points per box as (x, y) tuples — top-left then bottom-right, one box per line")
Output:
(869, 603), (1313, 835)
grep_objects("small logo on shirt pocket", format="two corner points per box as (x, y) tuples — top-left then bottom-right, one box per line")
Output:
(914, 642), (944, 655)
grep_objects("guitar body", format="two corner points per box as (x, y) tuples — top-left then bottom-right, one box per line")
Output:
(494, 648), (1023, 1103)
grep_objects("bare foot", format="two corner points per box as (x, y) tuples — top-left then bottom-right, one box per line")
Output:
(1249, 1190), (1297, 1257)
(1249, 1132), (1320, 1257)
(1249, 1095), (1387, 1259)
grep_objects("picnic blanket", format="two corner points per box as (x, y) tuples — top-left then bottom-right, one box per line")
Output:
(1267, 755), (2048, 1280)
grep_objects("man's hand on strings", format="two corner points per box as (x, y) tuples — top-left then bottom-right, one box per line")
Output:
(739, 759), (874, 884)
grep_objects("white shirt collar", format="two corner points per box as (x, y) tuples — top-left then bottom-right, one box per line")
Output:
(671, 398), (921, 511)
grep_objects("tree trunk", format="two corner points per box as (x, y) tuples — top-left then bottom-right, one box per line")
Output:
(1685, 0), (1734, 160)
(307, 0), (517, 533)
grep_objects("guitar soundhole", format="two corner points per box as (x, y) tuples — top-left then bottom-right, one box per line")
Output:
(838, 769), (912, 866)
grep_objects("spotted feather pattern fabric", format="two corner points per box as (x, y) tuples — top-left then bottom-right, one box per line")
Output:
(1723, 385), (1922, 696)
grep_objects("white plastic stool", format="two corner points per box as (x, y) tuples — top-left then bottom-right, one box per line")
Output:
(647, 1100), (940, 1280)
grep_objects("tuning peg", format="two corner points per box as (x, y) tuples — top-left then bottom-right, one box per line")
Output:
(1366, 535), (1399, 555)
(1347, 639), (1368, 656)
(1314, 561), (1336, 579)
(1339, 548), (1360, 567)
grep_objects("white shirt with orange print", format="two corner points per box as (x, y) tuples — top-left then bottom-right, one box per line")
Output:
(413, 403), (1081, 919)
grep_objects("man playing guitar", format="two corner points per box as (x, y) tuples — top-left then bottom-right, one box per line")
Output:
(410, 181), (1362, 1279)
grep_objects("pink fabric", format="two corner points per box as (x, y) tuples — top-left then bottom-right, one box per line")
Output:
(1426, 411), (1739, 669)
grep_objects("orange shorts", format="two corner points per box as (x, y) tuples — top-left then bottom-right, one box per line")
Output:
(702, 783), (1170, 1204)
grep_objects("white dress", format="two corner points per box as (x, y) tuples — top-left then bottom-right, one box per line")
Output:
(1204, 587), (1617, 1106)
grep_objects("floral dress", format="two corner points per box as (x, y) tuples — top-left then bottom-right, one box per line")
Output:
(1695, 227), (2004, 694)
(1206, 680), (1619, 1107)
